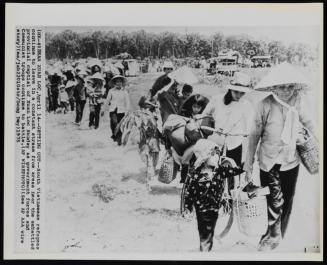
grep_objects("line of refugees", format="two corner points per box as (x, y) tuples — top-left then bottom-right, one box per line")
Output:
(47, 59), (316, 253)
(147, 61), (315, 252)
(46, 61), (130, 145)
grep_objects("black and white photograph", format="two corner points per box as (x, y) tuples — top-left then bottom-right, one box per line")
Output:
(4, 3), (323, 260)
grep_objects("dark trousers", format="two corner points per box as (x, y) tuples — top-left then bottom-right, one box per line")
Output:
(75, 100), (86, 123)
(260, 164), (299, 238)
(69, 98), (75, 111)
(60, 102), (69, 113)
(226, 144), (242, 167)
(226, 144), (243, 190)
(51, 93), (59, 112)
(89, 104), (102, 129)
(109, 109), (125, 144)
(195, 209), (219, 252)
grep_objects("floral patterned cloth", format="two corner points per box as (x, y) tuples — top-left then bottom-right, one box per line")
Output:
(183, 165), (244, 213)
(184, 171), (224, 213)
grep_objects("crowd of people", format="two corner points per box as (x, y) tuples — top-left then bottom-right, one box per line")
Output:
(46, 58), (316, 252)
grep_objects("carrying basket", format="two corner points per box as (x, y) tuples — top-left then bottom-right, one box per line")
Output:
(233, 189), (268, 236)
(158, 151), (178, 184)
(297, 127), (319, 175)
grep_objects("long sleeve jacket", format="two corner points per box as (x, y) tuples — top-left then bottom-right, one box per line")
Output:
(105, 87), (131, 114)
(243, 93), (314, 173)
(202, 94), (254, 151)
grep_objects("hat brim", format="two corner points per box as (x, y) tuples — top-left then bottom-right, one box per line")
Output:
(254, 62), (310, 90)
(255, 82), (306, 91)
(226, 84), (251, 93)
(109, 76), (127, 87)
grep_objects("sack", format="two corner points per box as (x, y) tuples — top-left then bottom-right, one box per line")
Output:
(297, 127), (319, 174)
(163, 115), (190, 156)
(196, 115), (215, 137)
(168, 127), (191, 156)
(158, 151), (178, 184)
(163, 114), (187, 132)
(232, 187), (268, 236)
(185, 119), (202, 143)
(185, 115), (215, 143)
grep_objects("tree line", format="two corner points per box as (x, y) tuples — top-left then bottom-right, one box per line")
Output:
(46, 29), (318, 66)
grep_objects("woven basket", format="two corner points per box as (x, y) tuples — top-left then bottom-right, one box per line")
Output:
(158, 152), (178, 184)
(297, 130), (319, 175)
(233, 191), (268, 236)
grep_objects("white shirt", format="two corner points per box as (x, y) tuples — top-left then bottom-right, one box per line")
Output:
(202, 94), (254, 151)
(106, 87), (130, 114)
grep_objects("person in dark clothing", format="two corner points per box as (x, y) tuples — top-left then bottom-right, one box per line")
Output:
(91, 64), (102, 75)
(157, 81), (181, 124)
(178, 94), (210, 183)
(103, 71), (115, 99)
(187, 168), (241, 251)
(122, 60), (129, 76)
(73, 70), (88, 125)
(179, 93), (208, 118)
(63, 69), (76, 111)
(49, 73), (61, 113)
(149, 61), (174, 99)
(87, 73), (105, 129)
(179, 84), (193, 108)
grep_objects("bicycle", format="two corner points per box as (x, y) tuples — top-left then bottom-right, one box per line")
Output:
(180, 126), (248, 239)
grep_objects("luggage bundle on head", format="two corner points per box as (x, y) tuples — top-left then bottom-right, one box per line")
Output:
(163, 114), (215, 156)
(185, 115), (214, 143)
(163, 115), (191, 156)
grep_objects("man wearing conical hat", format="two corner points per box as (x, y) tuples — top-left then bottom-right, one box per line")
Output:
(73, 70), (88, 125)
(87, 72), (105, 129)
(243, 62), (315, 251)
(149, 61), (174, 99)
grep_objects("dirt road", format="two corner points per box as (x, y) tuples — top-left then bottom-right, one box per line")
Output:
(44, 71), (320, 255)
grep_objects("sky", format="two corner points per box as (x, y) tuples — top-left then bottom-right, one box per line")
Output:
(46, 26), (320, 48)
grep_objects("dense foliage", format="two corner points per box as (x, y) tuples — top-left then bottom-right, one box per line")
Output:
(46, 30), (318, 66)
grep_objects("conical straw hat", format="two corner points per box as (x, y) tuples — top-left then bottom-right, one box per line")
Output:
(168, 66), (198, 85)
(225, 72), (252, 93)
(255, 62), (309, 91)
(90, 72), (105, 81)
(109, 75), (127, 87)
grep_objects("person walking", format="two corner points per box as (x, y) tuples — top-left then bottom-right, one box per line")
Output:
(58, 84), (70, 114)
(243, 62), (315, 251)
(63, 65), (76, 111)
(103, 75), (130, 145)
(178, 84), (193, 112)
(87, 72), (105, 129)
(178, 94), (210, 183)
(49, 70), (62, 113)
(202, 72), (254, 168)
(149, 61), (174, 99)
(73, 70), (88, 125)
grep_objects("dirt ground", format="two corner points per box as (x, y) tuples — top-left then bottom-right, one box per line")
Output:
(44, 70), (320, 255)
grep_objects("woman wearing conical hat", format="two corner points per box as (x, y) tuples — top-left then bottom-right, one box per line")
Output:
(243, 62), (315, 251)
(203, 71), (255, 168)
(102, 75), (130, 145)
(193, 72), (254, 251)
